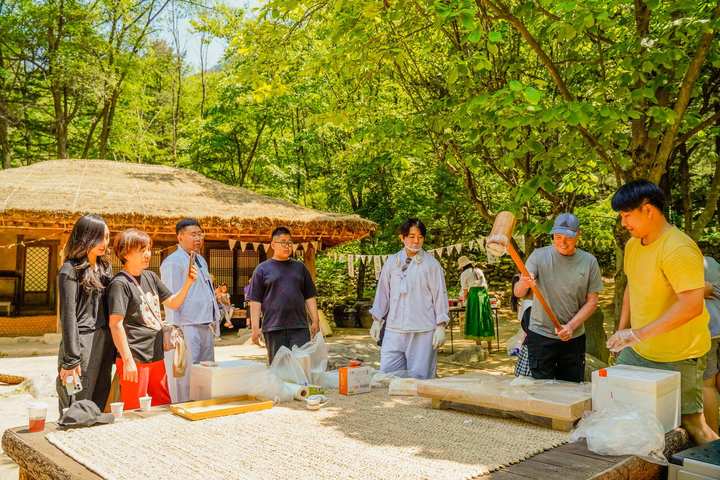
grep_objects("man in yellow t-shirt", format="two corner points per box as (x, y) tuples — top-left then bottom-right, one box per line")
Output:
(607, 180), (717, 444)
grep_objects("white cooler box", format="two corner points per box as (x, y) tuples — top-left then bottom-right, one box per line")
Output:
(591, 364), (681, 432)
(189, 360), (267, 401)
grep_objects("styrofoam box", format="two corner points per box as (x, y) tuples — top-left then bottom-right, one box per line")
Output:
(591, 365), (681, 432)
(189, 360), (267, 401)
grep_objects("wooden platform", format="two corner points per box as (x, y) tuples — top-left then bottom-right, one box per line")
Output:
(2, 415), (691, 480)
(418, 372), (592, 431)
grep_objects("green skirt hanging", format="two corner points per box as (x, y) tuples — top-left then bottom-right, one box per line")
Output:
(464, 286), (494, 340)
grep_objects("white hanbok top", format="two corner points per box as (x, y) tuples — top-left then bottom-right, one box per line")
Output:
(460, 267), (487, 291)
(369, 249), (450, 333)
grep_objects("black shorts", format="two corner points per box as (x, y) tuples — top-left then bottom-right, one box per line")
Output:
(526, 325), (585, 383)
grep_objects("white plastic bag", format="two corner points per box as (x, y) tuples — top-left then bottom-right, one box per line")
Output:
(570, 405), (667, 464)
(317, 370), (339, 389)
(270, 346), (310, 386)
(506, 329), (525, 356)
(231, 365), (292, 402)
(369, 369), (409, 388)
(292, 332), (329, 384)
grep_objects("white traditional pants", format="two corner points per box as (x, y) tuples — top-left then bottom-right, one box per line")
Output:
(380, 329), (436, 379)
(164, 324), (215, 403)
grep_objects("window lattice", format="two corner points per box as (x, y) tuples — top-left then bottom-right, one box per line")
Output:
(24, 246), (49, 292)
(208, 249), (233, 290)
(236, 250), (259, 290)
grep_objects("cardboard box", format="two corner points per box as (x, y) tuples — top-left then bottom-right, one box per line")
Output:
(339, 366), (371, 395)
(592, 365), (681, 432)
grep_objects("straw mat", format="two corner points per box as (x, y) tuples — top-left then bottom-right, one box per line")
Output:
(46, 390), (568, 480)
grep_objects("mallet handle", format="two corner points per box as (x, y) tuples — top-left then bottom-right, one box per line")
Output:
(506, 242), (563, 332)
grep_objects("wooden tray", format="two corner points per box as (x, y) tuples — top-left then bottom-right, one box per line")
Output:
(170, 395), (273, 421)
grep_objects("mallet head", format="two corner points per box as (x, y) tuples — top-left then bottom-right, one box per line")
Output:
(486, 211), (516, 257)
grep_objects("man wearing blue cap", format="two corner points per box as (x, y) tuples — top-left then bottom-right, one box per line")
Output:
(513, 213), (603, 382)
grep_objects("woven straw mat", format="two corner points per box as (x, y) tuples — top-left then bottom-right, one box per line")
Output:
(46, 390), (568, 480)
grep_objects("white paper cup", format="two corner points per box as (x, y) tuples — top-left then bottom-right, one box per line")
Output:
(28, 401), (47, 432)
(139, 396), (152, 412)
(110, 401), (124, 418)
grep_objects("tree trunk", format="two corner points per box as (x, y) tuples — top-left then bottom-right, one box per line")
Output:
(585, 309), (609, 364)
(679, 146), (692, 231)
(0, 93), (11, 168)
(0, 114), (11, 169)
(98, 90), (121, 159)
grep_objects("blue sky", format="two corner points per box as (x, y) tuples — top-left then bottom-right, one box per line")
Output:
(161, 0), (262, 71)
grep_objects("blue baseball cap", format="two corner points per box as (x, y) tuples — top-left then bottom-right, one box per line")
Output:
(550, 213), (580, 238)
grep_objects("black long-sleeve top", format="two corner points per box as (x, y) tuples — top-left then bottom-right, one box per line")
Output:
(58, 260), (111, 370)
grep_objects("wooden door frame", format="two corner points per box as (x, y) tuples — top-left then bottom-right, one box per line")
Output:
(15, 235), (59, 313)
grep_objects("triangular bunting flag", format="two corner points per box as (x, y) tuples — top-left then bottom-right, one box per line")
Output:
(445, 246), (453, 256)
(240, 241), (247, 252)
(374, 256), (382, 280)
(228, 239), (237, 251)
(435, 248), (443, 258)
(347, 255), (355, 278)
(263, 243), (271, 253)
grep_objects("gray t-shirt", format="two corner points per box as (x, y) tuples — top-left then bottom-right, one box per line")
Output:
(526, 246), (603, 339)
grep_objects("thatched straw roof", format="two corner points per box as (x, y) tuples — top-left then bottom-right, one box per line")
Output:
(0, 160), (376, 246)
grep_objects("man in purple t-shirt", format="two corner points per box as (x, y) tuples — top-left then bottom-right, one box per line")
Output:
(247, 226), (320, 364)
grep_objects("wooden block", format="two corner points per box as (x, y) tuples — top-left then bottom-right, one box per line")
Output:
(418, 372), (591, 425)
(431, 400), (577, 431)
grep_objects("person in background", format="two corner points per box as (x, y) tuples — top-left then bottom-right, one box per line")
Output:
(108, 229), (197, 410)
(514, 213), (602, 382)
(510, 274), (533, 377)
(247, 226), (320, 364)
(56, 215), (114, 413)
(160, 219), (221, 403)
(215, 283), (235, 329)
(702, 256), (720, 433)
(607, 180), (717, 444)
(369, 218), (449, 379)
(457, 255), (493, 350)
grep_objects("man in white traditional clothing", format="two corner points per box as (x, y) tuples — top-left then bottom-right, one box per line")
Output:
(369, 218), (450, 379)
(161, 218), (221, 403)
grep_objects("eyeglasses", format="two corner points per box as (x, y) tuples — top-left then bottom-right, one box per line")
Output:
(273, 241), (294, 248)
(185, 231), (204, 239)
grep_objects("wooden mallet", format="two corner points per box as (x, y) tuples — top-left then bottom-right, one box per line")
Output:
(486, 211), (563, 332)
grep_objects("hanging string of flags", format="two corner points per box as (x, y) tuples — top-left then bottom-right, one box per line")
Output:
(325, 236), (524, 280)
(227, 240), (323, 254)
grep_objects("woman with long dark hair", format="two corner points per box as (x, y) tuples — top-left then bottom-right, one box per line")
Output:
(56, 215), (114, 413)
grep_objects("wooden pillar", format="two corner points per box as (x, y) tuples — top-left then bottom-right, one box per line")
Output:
(303, 244), (317, 283)
(56, 233), (70, 334)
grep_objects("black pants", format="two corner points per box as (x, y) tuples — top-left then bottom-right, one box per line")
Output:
(263, 327), (311, 365)
(526, 328), (586, 383)
(56, 327), (115, 414)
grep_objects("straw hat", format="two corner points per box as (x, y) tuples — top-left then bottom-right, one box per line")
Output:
(457, 256), (473, 270)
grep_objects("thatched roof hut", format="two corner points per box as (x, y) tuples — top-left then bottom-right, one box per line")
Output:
(0, 159), (375, 245)
(0, 160), (375, 333)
